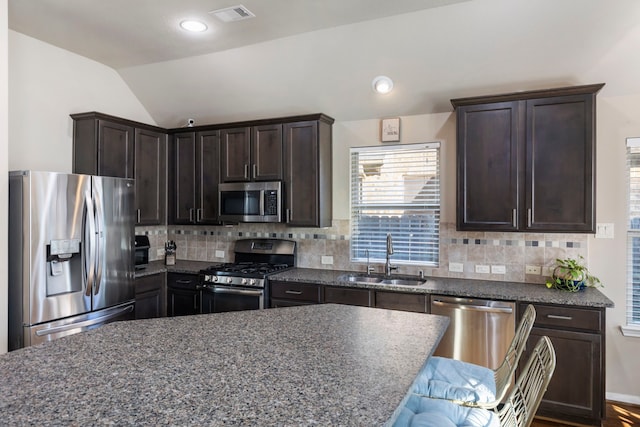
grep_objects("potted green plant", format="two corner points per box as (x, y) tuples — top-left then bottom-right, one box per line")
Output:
(546, 256), (601, 292)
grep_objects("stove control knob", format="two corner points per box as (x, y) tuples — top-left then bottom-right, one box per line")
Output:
(249, 279), (256, 286)
(212, 276), (219, 282)
(204, 275), (212, 282)
(227, 277), (233, 284)
(241, 278), (248, 285)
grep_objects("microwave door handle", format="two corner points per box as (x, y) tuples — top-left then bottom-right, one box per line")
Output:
(259, 189), (265, 216)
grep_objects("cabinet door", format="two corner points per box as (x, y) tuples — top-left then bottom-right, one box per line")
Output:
(457, 101), (522, 231)
(526, 94), (595, 232)
(524, 327), (602, 424)
(196, 130), (220, 224)
(375, 291), (427, 313)
(135, 128), (166, 225)
(170, 132), (197, 224)
(98, 120), (134, 178)
(220, 127), (251, 182)
(324, 286), (371, 307)
(135, 274), (166, 319)
(252, 124), (283, 181)
(167, 273), (200, 317)
(284, 121), (319, 226)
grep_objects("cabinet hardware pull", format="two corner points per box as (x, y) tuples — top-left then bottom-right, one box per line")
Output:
(189, 208), (194, 223)
(137, 209), (141, 223)
(285, 290), (302, 295)
(244, 164), (249, 180)
(547, 314), (573, 321)
(253, 164), (257, 179)
(176, 279), (192, 284)
(196, 209), (202, 222)
(286, 209), (291, 223)
(512, 208), (517, 227)
(527, 208), (532, 227)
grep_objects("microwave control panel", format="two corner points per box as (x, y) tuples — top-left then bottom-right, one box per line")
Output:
(264, 191), (279, 215)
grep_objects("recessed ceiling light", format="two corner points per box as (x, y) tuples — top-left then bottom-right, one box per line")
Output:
(372, 76), (394, 94)
(180, 20), (208, 32)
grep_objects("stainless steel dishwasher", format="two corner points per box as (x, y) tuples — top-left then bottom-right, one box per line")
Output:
(430, 295), (516, 369)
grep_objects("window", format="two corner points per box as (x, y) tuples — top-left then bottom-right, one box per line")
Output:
(626, 137), (640, 334)
(350, 142), (440, 266)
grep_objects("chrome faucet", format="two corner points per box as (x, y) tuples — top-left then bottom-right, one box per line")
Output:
(365, 249), (375, 275)
(385, 233), (398, 276)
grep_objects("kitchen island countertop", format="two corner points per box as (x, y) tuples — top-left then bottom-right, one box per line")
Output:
(0, 304), (449, 426)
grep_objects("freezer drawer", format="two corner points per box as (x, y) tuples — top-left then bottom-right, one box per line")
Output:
(430, 295), (515, 369)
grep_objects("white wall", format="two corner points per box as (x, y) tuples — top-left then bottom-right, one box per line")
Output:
(8, 31), (155, 172)
(589, 94), (640, 403)
(0, 0), (9, 354)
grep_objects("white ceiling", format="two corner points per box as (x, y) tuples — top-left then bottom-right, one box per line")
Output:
(9, 0), (640, 127)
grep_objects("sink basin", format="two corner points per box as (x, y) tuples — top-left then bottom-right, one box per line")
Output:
(381, 278), (425, 286)
(338, 274), (425, 286)
(340, 275), (382, 283)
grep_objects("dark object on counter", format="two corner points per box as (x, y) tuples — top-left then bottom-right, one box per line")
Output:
(134, 235), (150, 270)
(165, 240), (176, 265)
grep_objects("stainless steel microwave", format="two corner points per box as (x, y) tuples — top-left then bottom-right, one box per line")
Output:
(218, 181), (282, 223)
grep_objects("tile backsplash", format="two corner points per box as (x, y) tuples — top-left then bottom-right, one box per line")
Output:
(136, 220), (587, 284)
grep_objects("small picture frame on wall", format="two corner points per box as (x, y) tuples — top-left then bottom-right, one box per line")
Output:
(381, 117), (400, 142)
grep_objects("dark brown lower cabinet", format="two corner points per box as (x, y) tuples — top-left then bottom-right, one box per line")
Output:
(167, 273), (201, 317)
(134, 273), (166, 319)
(375, 291), (428, 313)
(518, 303), (605, 426)
(324, 286), (371, 307)
(269, 280), (321, 307)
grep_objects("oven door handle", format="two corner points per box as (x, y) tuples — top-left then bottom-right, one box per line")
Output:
(212, 286), (264, 297)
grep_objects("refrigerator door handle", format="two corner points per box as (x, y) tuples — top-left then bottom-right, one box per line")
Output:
(84, 191), (97, 297)
(92, 191), (104, 296)
(34, 305), (134, 337)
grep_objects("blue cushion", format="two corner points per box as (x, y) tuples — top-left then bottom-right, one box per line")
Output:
(412, 357), (496, 403)
(393, 394), (499, 427)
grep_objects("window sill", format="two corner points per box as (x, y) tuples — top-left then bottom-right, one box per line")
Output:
(620, 325), (640, 338)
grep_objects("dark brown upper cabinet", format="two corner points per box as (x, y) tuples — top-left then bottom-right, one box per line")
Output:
(169, 130), (220, 225)
(72, 112), (167, 226)
(452, 83), (604, 233)
(220, 124), (283, 182)
(283, 117), (333, 227)
(134, 128), (167, 225)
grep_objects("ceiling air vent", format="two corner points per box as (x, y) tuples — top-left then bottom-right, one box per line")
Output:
(209, 5), (256, 22)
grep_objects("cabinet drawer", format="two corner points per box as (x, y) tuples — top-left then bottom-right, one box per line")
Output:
(523, 303), (602, 332)
(270, 281), (321, 303)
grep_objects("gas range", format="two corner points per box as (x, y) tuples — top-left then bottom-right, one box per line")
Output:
(199, 239), (296, 289)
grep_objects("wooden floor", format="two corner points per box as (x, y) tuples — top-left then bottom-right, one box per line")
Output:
(531, 401), (640, 427)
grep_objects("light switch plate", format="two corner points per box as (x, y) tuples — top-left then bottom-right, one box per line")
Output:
(449, 262), (464, 273)
(475, 264), (490, 274)
(215, 250), (225, 258)
(156, 248), (164, 257)
(491, 265), (506, 274)
(595, 223), (614, 239)
(321, 256), (334, 265)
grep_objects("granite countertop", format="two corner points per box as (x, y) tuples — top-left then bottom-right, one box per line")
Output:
(0, 304), (449, 426)
(270, 268), (615, 308)
(135, 260), (212, 278)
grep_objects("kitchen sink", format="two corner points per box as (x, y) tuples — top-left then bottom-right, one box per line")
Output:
(337, 274), (425, 287)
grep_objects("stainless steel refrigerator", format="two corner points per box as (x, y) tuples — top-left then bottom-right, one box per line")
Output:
(8, 171), (136, 350)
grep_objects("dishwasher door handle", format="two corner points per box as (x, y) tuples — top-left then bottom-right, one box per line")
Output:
(431, 299), (514, 314)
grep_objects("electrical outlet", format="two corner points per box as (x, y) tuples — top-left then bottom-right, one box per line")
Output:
(475, 264), (490, 274)
(491, 265), (506, 274)
(525, 265), (541, 275)
(321, 256), (334, 265)
(215, 250), (225, 258)
(156, 248), (164, 257)
(449, 262), (464, 273)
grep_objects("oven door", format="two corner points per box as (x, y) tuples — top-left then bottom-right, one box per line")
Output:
(204, 285), (264, 313)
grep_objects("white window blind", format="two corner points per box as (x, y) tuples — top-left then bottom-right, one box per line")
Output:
(627, 137), (640, 328)
(350, 142), (440, 266)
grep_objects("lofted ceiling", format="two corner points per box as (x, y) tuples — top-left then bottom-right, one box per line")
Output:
(8, 0), (640, 127)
